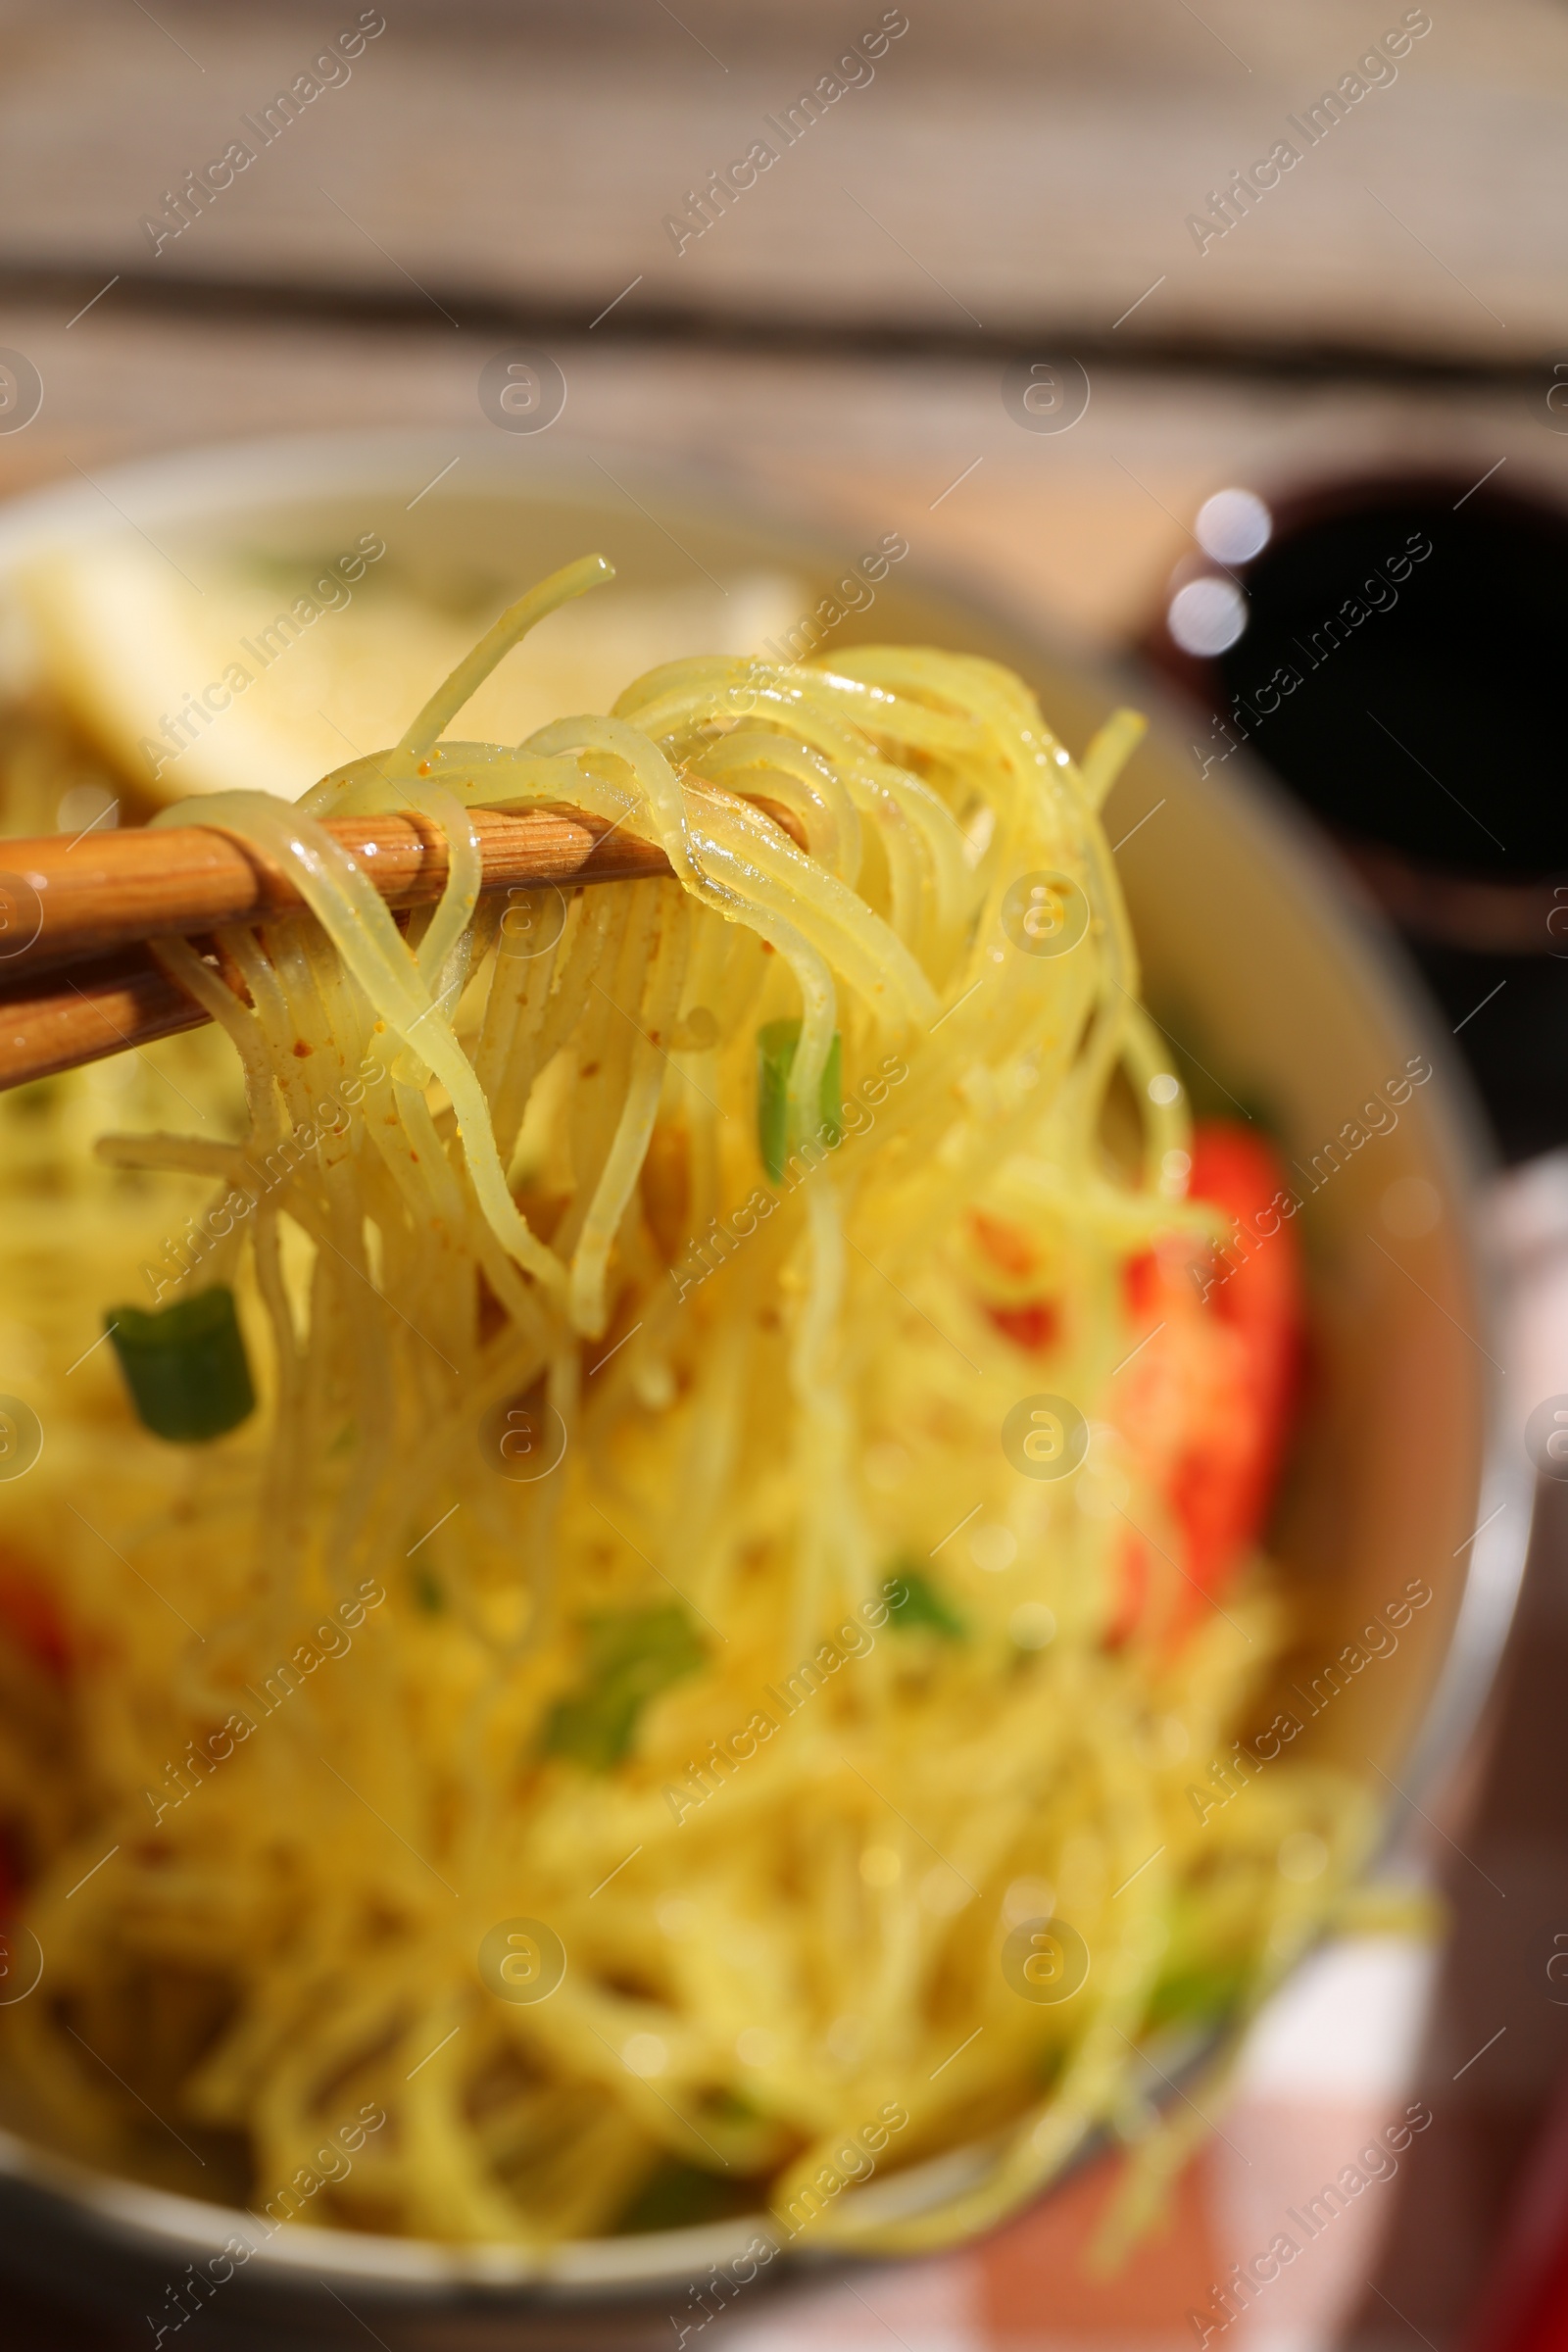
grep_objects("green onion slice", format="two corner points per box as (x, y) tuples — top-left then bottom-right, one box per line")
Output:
(542, 1604), (706, 1772)
(885, 1565), (966, 1641)
(107, 1287), (256, 1444)
(757, 1019), (843, 1184)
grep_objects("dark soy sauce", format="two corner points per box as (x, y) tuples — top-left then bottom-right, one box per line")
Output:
(1152, 476), (1568, 1161)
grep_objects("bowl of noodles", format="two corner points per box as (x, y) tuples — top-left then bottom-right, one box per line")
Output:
(0, 435), (1525, 2345)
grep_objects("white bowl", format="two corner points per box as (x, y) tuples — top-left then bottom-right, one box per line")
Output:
(0, 432), (1529, 2348)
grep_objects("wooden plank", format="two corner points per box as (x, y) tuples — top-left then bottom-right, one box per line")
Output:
(0, 1), (1559, 360)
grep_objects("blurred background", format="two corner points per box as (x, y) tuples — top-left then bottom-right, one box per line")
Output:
(2, 1), (1567, 2345)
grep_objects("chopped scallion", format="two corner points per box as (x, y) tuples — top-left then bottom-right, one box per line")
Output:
(107, 1287), (256, 1444)
(412, 1564), (445, 1613)
(542, 1604), (706, 1772)
(757, 1018), (843, 1184)
(886, 1565), (966, 1641)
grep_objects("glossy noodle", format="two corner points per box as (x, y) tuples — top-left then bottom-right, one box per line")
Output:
(0, 558), (1375, 2255)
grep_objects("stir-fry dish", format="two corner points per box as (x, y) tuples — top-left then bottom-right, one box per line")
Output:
(0, 556), (1375, 2253)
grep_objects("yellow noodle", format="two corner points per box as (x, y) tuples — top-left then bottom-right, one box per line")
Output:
(0, 568), (1376, 2257)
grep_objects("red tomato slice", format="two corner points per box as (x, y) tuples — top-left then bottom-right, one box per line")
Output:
(970, 1211), (1061, 1355)
(966, 1129), (1303, 1639)
(0, 1558), (70, 1679)
(1110, 1120), (1303, 1638)
(1179, 1122), (1302, 1586)
(984, 1299), (1060, 1355)
(0, 1555), (67, 1921)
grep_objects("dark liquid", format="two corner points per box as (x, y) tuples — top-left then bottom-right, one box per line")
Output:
(1214, 482), (1568, 880)
(1188, 479), (1568, 1160)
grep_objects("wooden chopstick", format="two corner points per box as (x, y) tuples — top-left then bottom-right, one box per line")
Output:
(0, 949), (213, 1088)
(0, 793), (803, 1091)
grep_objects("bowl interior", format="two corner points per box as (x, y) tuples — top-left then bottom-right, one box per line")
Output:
(0, 435), (1522, 2313)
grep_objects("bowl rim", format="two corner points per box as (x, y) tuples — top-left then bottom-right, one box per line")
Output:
(0, 424), (1534, 2305)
